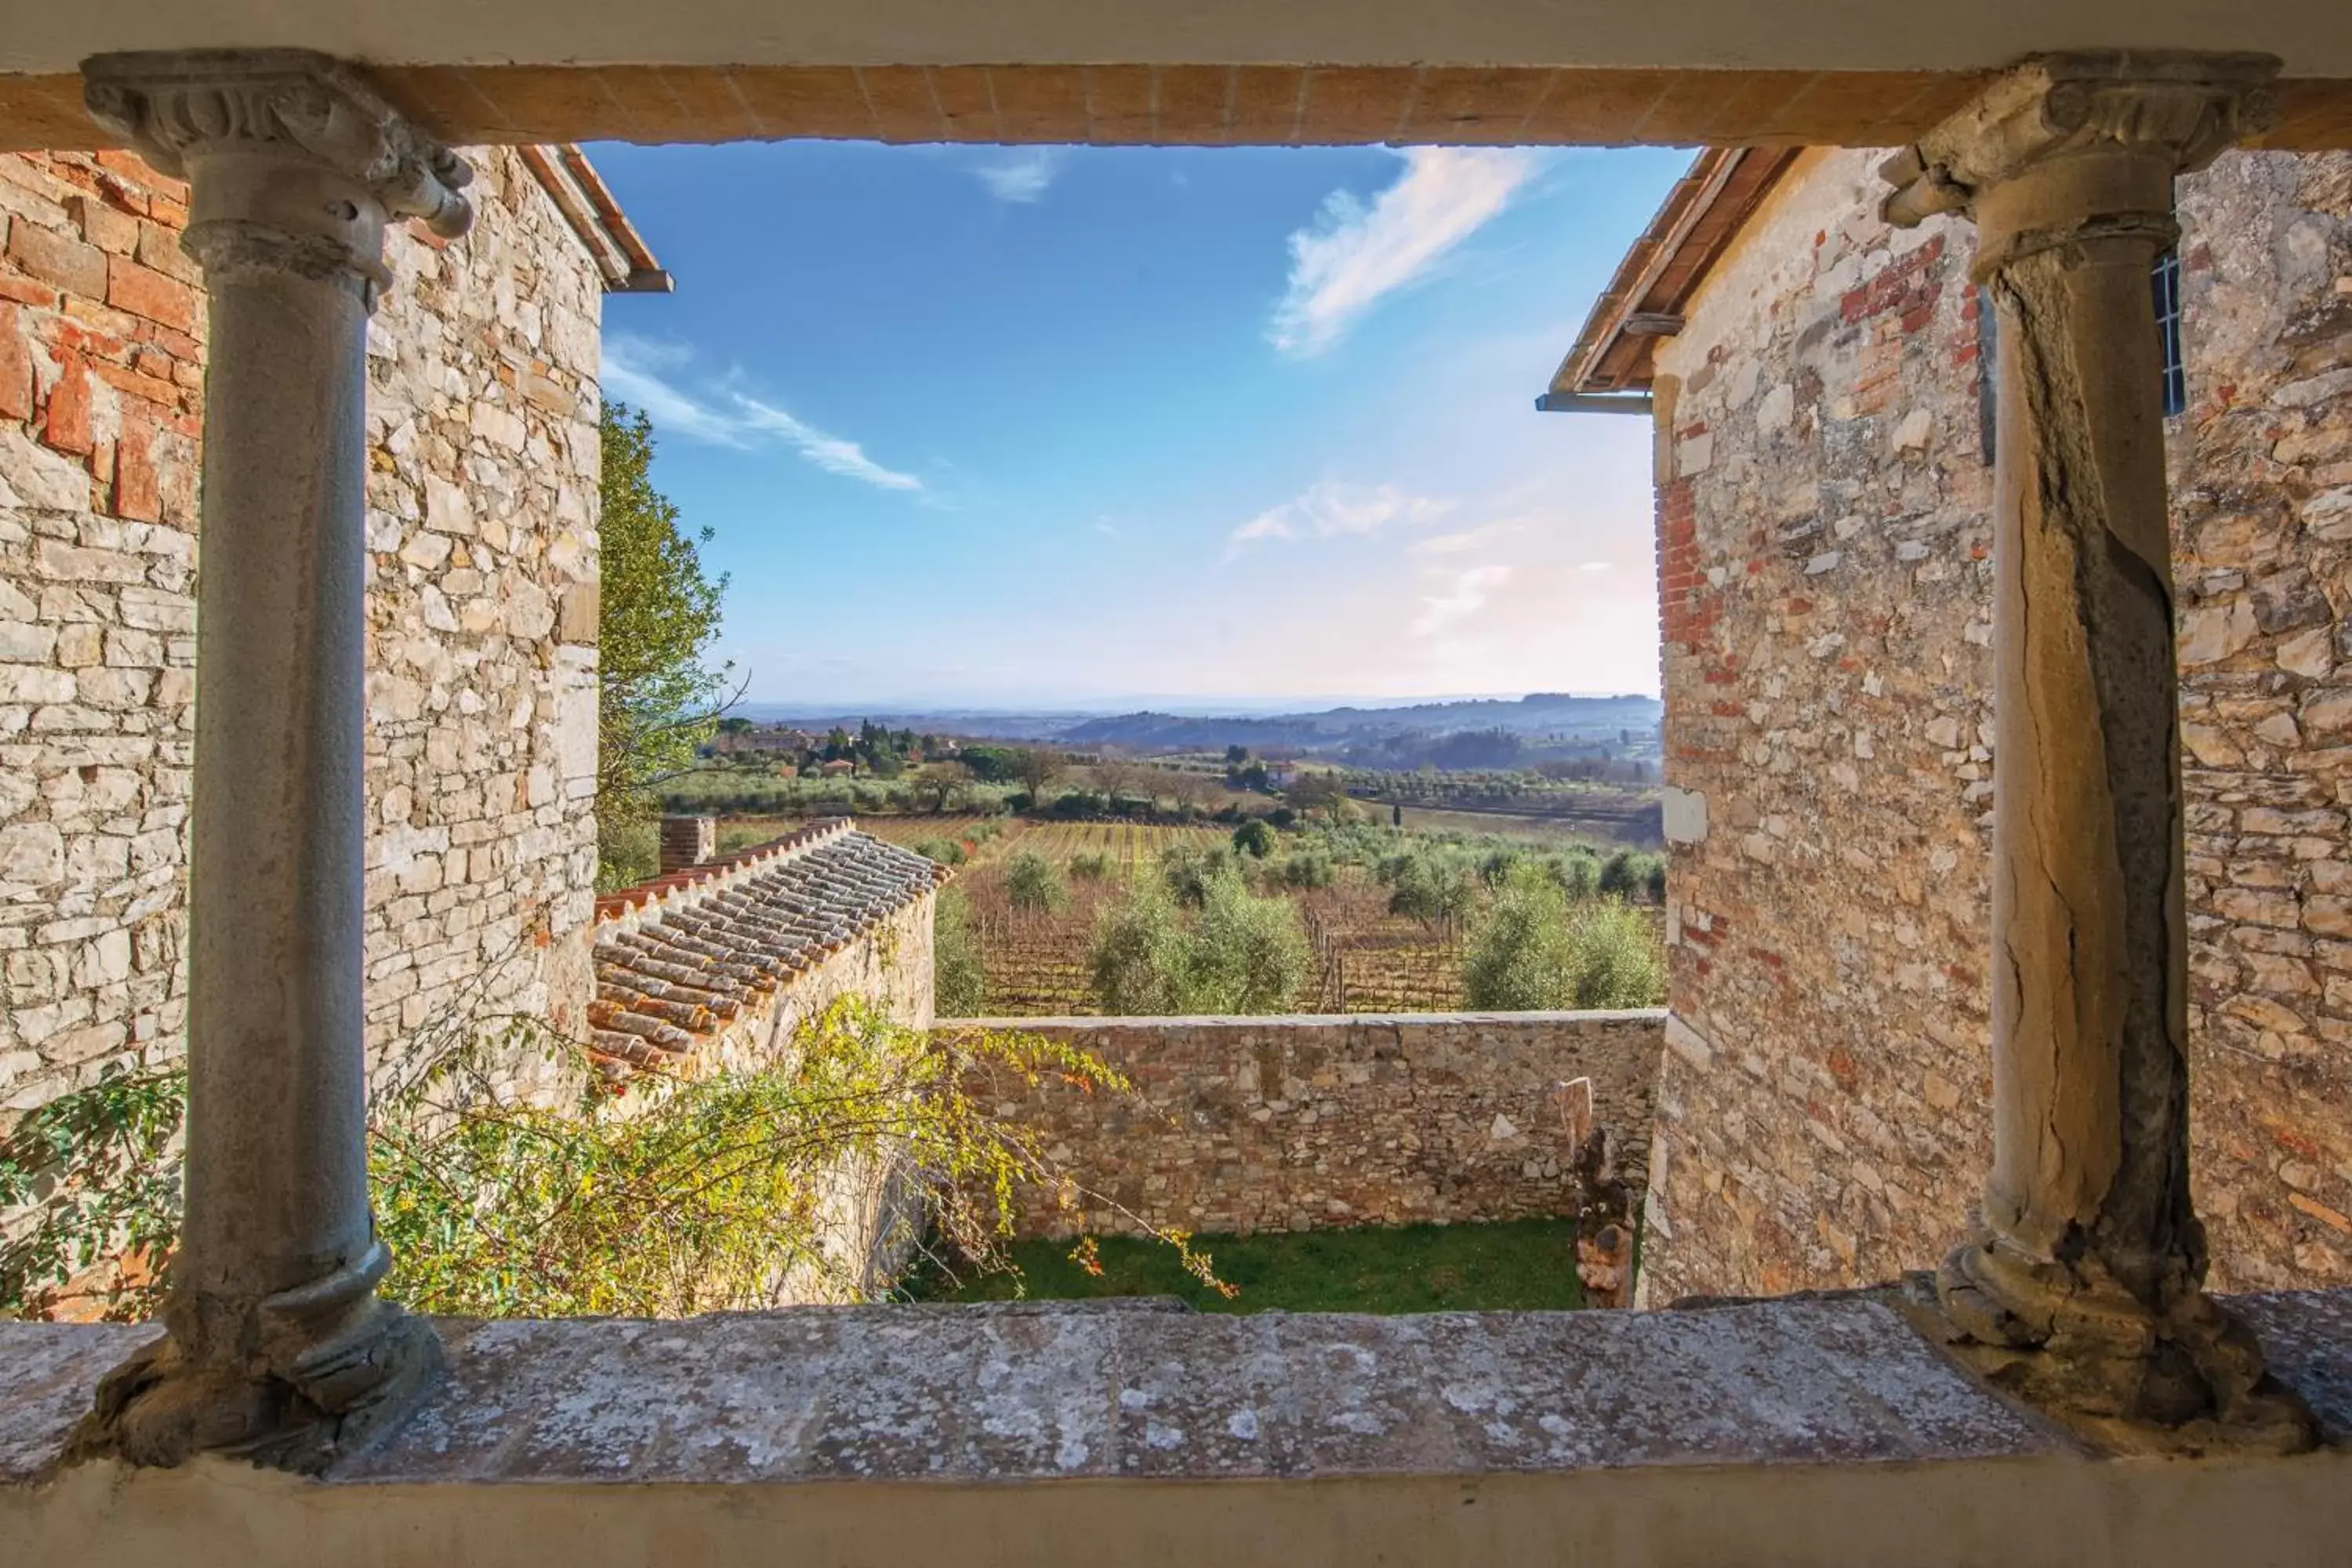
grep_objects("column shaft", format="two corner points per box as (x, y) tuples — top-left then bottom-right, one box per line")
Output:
(68, 49), (471, 1472)
(1883, 51), (2311, 1445)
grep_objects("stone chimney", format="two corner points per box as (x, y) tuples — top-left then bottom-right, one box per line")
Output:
(659, 815), (717, 873)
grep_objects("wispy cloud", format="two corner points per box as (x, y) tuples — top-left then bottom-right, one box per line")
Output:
(1227, 479), (1454, 558)
(1412, 518), (1530, 557)
(972, 149), (1065, 203)
(1269, 148), (1547, 357)
(1412, 564), (1514, 637)
(604, 335), (923, 493)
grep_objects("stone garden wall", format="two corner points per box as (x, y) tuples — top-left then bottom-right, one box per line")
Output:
(952, 1011), (1663, 1240)
(1640, 146), (2352, 1303)
(0, 144), (604, 1131)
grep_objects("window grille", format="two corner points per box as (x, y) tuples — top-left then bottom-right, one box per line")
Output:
(2153, 248), (2186, 418)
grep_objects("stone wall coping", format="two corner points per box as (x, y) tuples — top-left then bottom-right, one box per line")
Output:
(942, 1009), (1669, 1029)
(3, 1290), (2347, 1490)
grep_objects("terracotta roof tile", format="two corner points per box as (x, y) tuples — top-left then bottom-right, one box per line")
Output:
(586, 817), (947, 1077)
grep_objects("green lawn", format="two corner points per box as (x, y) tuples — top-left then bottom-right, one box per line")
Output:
(906, 1218), (1584, 1314)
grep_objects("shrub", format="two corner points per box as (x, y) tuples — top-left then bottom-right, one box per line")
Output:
(1276, 852), (1334, 891)
(9, 1000), (1225, 1319)
(1087, 872), (1306, 1017)
(1160, 843), (1235, 909)
(913, 837), (967, 867)
(1004, 849), (1069, 918)
(1186, 876), (1308, 1014)
(1232, 819), (1276, 858)
(1068, 850), (1114, 881)
(1599, 848), (1666, 899)
(1461, 867), (1666, 1011)
(1478, 848), (1522, 889)
(1566, 898), (1666, 1009)
(1549, 851), (1601, 898)
(1387, 851), (1477, 929)
(1087, 884), (1191, 1015)
(1267, 807), (1297, 829)
(1462, 866), (1579, 1011)
(935, 887), (985, 1016)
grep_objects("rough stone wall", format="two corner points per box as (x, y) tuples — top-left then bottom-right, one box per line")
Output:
(0, 151), (203, 1120)
(1, 144), (602, 1133)
(2168, 151), (2352, 1290)
(361, 146), (603, 1078)
(956, 1011), (1663, 1240)
(1641, 147), (2352, 1302)
(1643, 147), (1997, 1304)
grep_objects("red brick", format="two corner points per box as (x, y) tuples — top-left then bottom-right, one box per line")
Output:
(0, 303), (29, 423)
(0, 274), (59, 309)
(106, 256), (196, 335)
(92, 359), (180, 408)
(113, 417), (161, 522)
(6, 216), (107, 299)
(44, 351), (93, 454)
(68, 193), (139, 255)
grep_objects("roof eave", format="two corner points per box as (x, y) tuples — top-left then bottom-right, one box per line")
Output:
(517, 143), (670, 296)
(1543, 147), (1802, 403)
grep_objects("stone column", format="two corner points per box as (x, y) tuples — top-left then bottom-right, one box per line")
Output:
(69, 50), (473, 1472)
(1882, 53), (2309, 1445)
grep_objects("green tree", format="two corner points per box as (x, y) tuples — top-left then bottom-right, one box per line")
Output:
(1004, 849), (1069, 918)
(1186, 876), (1308, 1014)
(934, 887), (985, 1017)
(1462, 866), (1665, 1011)
(1087, 884), (1192, 1016)
(1231, 819), (1276, 858)
(597, 402), (730, 891)
(1087, 868), (1305, 1017)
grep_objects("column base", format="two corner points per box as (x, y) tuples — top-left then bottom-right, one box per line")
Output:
(1921, 1236), (2316, 1454)
(67, 1247), (445, 1474)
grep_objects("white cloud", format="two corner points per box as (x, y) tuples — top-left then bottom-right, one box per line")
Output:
(1579, 561), (1615, 572)
(1411, 564), (1514, 638)
(1412, 519), (1530, 557)
(1269, 148), (1546, 357)
(604, 335), (923, 493)
(973, 150), (1065, 203)
(1227, 479), (1454, 557)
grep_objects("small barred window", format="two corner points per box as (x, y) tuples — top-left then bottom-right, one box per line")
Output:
(2153, 249), (2186, 418)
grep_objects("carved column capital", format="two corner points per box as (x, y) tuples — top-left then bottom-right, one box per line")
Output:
(1880, 52), (2278, 276)
(83, 49), (472, 302)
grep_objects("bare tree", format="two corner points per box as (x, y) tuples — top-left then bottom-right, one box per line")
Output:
(1014, 747), (1065, 806)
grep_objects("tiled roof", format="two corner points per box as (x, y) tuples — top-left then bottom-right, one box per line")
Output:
(586, 818), (947, 1075)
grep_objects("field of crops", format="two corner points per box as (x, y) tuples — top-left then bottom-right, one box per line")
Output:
(713, 811), (1638, 1018)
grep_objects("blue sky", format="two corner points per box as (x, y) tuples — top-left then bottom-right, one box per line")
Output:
(588, 140), (1690, 709)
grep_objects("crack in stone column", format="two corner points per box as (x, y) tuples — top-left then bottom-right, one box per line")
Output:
(1882, 50), (2315, 1450)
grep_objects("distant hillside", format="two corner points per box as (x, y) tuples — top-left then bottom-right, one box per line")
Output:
(1054, 693), (1661, 757)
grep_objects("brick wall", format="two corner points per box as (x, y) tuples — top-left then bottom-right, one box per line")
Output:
(1, 143), (604, 1129)
(1639, 146), (2352, 1302)
(956, 1010), (1663, 1240)
(0, 150), (203, 1117)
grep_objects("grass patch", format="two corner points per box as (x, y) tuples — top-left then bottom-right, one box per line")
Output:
(906, 1218), (1583, 1314)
